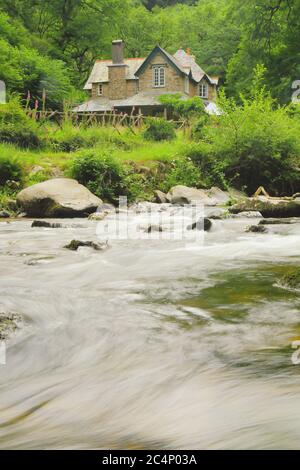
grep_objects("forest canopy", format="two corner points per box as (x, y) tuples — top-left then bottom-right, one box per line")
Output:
(0, 0), (298, 108)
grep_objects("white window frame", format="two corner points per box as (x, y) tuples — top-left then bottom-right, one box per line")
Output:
(199, 82), (208, 98)
(97, 83), (103, 96)
(153, 66), (165, 88)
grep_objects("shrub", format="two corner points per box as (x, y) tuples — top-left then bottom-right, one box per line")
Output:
(185, 143), (229, 190)
(48, 125), (137, 153)
(67, 150), (126, 202)
(0, 156), (23, 186)
(161, 156), (203, 192)
(50, 133), (94, 153)
(192, 114), (210, 140)
(143, 118), (176, 141)
(0, 99), (41, 149)
(159, 94), (206, 120)
(0, 123), (41, 149)
(196, 69), (300, 195)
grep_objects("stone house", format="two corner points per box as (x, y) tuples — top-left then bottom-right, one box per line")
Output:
(74, 40), (219, 115)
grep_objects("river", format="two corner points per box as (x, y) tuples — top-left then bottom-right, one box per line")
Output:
(0, 205), (299, 449)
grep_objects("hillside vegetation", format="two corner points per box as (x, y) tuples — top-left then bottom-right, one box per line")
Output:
(0, 1), (299, 106)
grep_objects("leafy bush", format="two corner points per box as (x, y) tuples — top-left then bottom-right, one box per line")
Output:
(161, 156), (203, 192)
(196, 69), (300, 195)
(67, 150), (126, 202)
(48, 125), (137, 153)
(185, 142), (229, 190)
(143, 118), (175, 141)
(0, 99), (41, 149)
(159, 94), (206, 121)
(0, 156), (23, 186)
(50, 133), (94, 153)
(192, 114), (209, 140)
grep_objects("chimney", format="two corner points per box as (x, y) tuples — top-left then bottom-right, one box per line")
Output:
(112, 40), (124, 64)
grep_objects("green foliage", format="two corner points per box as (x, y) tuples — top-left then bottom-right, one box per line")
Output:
(159, 94), (206, 120)
(0, 155), (23, 186)
(161, 156), (202, 191)
(0, 99), (42, 148)
(197, 73), (300, 195)
(67, 150), (126, 202)
(143, 118), (176, 141)
(184, 142), (228, 190)
(47, 124), (137, 152)
(192, 114), (210, 140)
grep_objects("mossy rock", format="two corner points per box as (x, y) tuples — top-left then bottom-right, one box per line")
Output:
(0, 312), (21, 340)
(281, 268), (300, 290)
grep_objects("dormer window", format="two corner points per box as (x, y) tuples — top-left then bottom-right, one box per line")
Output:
(153, 66), (165, 88)
(97, 83), (103, 96)
(199, 82), (208, 98)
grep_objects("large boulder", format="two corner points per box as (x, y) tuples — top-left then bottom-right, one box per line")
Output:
(206, 187), (230, 205)
(229, 197), (300, 218)
(167, 185), (217, 205)
(17, 178), (102, 217)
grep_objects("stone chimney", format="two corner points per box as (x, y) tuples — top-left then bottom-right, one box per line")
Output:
(108, 40), (127, 100)
(112, 40), (124, 64)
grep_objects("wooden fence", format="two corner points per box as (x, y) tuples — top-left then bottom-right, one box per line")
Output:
(25, 109), (187, 130)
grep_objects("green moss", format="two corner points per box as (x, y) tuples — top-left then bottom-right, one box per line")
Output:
(281, 268), (300, 290)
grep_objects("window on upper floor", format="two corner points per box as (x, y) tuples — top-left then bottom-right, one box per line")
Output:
(153, 66), (165, 88)
(97, 83), (103, 96)
(199, 82), (208, 98)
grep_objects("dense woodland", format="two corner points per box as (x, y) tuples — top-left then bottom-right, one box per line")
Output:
(0, 0), (299, 107)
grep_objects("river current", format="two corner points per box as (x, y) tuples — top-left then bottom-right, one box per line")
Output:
(0, 206), (299, 449)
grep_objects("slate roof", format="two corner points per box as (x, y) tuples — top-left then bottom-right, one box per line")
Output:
(73, 91), (189, 112)
(174, 49), (218, 85)
(84, 46), (218, 90)
(84, 58), (145, 90)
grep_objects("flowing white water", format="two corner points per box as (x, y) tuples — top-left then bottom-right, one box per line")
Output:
(0, 209), (299, 449)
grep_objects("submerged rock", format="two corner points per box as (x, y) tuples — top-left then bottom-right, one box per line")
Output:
(246, 224), (268, 233)
(143, 224), (163, 233)
(0, 210), (11, 218)
(64, 240), (108, 251)
(187, 218), (212, 231)
(17, 178), (102, 218)
(280, 268), (300, 290)
(32, 220), (63, 228)
(230, 197), (300, 218)
(0, 312), (22, 340)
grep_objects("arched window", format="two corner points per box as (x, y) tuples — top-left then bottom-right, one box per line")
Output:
(153, 67), (165, 87)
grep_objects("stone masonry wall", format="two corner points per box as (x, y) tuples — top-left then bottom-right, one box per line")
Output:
(138, 52), (185, 94)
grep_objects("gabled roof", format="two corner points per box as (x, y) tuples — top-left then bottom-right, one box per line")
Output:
(84, 58), (145, 90)
(135, 45), (188, 77)
(174, 48), (218, 85)
(84, 45), (218, 90)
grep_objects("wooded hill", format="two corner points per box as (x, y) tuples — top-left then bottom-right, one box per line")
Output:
(0, 0), (299, 108)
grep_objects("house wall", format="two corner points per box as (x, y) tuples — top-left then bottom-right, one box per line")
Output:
(138, 52), (185, 93)
(91, 80), (138, 100)
(189, 78), (216, 101)
(108, 65), (128, 100)
(91, 82), (109, 98)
